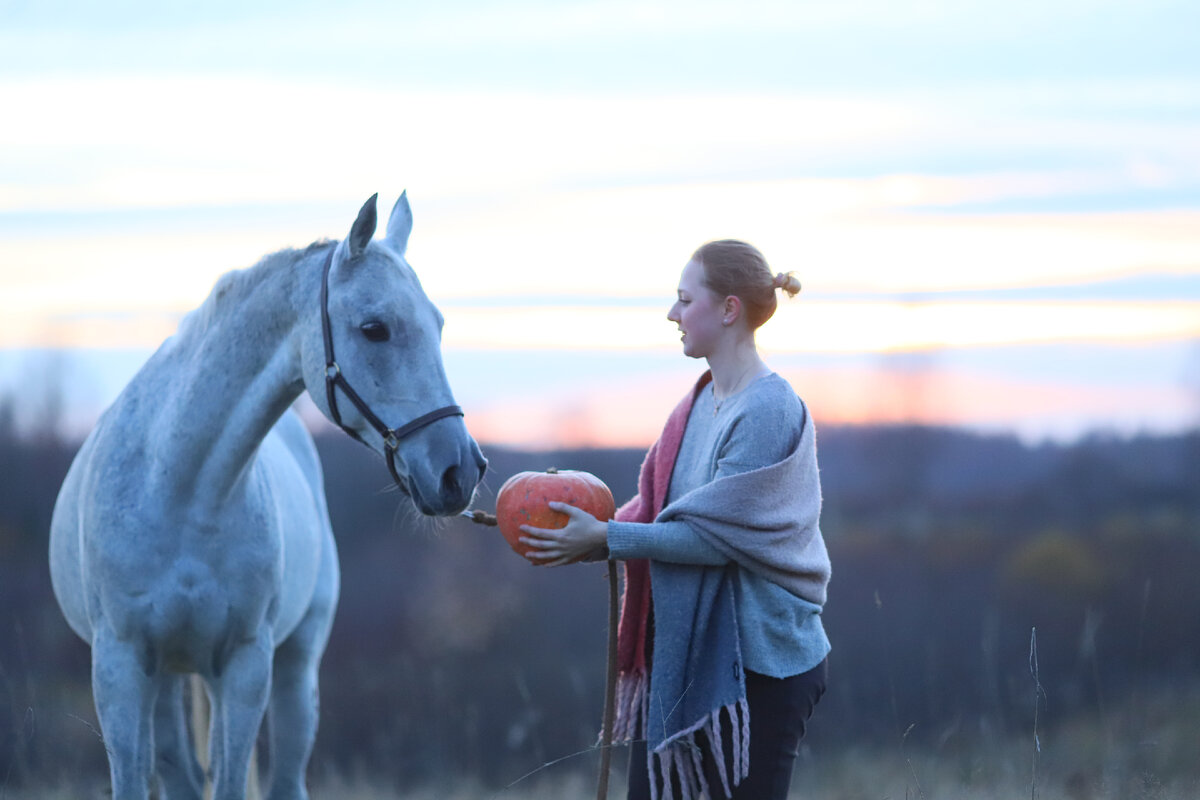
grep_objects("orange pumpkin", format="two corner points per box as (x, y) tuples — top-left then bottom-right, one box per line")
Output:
(495, 468), (616, 561)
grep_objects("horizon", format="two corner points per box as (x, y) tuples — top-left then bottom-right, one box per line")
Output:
(3, 342), (1197, 451)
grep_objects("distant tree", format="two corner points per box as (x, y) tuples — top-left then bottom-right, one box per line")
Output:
(1186, 339), (1200, 430)
(30, 352), (68, 444)
(0, 393), (15, 445)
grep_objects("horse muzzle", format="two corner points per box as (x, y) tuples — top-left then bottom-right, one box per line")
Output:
(404, 439), (487, 517)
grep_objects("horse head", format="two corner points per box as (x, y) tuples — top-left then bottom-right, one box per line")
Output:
(302, 193), (487, 515)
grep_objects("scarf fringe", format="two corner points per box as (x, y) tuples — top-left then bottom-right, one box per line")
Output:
(648, 698), (750, 800)
(613, 669), (647, 742)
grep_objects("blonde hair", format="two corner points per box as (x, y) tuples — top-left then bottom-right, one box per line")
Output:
(691, 239), (800, 330)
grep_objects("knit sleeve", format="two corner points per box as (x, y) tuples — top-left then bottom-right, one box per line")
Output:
(607, 519), (729, 565)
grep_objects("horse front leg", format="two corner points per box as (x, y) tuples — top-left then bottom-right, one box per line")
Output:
(92, 627), (158, 800)
(210, 629), (273, 800)
(264, 637), (320, 800)
(265, 613), (335, 799)
(266, 535), (337, 800)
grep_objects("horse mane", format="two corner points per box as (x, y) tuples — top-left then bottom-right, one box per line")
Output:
(174, 240), (336, 341)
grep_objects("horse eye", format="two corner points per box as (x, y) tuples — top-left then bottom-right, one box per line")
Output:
(360, 321), (390, 342)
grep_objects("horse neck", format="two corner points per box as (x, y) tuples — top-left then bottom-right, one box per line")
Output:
(147, 248), (322, 505)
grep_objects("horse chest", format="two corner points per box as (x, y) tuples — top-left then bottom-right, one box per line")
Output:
(94, 531), (279, 643)
(72, 409), (329, 653)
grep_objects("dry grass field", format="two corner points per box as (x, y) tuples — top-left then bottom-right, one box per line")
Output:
(8, 689), (1197, 800)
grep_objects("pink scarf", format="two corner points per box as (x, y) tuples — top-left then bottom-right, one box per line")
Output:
(611, 371), (711, 741)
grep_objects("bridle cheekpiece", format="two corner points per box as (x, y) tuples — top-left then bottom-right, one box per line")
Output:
(319, 248), (463, 489)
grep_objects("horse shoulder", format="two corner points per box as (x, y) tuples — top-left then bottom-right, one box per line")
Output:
(269, 410), (327, 500)
(257, 411), (336, 641)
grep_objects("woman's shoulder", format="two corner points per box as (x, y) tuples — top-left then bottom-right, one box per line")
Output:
(714, 372), (808, 467)
(726, 372), (808, 436)
(740, 372), (806, 416)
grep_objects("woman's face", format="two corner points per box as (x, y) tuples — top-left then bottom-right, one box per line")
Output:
(667, 259), (725, 359)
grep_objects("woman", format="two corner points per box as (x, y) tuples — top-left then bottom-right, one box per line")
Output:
(520, 240), (831, 800)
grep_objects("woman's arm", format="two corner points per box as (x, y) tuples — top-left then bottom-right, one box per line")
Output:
(606, 519), (728, 565)
(521, 380), (804, 568)
(520, 503), (730, 567)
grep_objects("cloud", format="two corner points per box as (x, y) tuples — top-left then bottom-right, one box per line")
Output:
(3, 0), (1199, 443)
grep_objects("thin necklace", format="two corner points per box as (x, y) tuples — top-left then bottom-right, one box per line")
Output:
(713, 364), (762, 415)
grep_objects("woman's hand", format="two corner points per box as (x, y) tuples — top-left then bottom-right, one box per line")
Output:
(519, 501), (609, 566)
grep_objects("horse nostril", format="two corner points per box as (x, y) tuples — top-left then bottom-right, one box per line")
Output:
(440, 464), (463, 498)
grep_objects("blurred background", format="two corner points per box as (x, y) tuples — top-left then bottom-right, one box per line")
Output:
(2, 1), (1199, 797)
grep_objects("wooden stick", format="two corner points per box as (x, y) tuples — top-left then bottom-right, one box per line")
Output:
(597, 560), (620, 800)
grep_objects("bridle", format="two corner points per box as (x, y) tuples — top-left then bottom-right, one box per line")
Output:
(319, 247), (464, 489)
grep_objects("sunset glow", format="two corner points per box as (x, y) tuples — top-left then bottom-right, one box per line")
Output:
(2, 0), (1198, 446)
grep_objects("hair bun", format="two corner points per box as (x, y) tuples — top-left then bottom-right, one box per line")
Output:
(773, 272), (801, 297)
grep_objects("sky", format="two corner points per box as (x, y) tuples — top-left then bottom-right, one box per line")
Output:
(2, 0), (1199, 449)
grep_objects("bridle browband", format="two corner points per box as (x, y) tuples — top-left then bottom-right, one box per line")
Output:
(319, 247), (464, 489)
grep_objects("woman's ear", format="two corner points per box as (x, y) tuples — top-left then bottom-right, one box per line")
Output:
(722, 295), (743, 326)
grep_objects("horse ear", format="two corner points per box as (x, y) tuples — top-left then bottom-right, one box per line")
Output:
(336, 194), (379, 265)
(384, 191), (413, 257)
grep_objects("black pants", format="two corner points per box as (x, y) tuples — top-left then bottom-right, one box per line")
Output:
(626, 659), (827, 800)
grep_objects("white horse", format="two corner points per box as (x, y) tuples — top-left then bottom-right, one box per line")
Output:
(49, 193), (487, 800)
